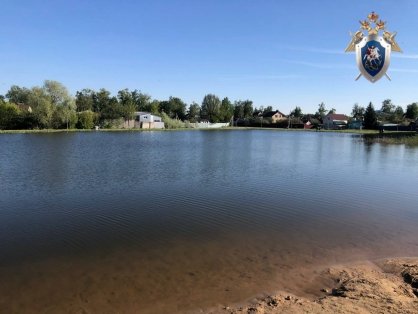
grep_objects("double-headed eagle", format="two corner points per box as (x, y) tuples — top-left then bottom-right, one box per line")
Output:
(345, 12), (401, 53)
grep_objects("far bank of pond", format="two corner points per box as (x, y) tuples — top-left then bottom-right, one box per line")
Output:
(1, 127), (417, 146)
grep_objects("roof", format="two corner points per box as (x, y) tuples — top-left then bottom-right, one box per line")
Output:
(326, 114), (348, 120)
(262, 110), (286, 118)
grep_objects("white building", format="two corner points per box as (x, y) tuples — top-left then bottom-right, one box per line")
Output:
(134, 112), (164, 129)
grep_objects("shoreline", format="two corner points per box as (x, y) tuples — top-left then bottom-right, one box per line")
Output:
(1, 128), (416, 146)
(0, 127), (403, 135)
(204, 257), (418, 314)
(201, 257), (418, 314)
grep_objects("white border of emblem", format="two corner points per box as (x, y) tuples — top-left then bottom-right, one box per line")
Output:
(356, 35), (391, 83)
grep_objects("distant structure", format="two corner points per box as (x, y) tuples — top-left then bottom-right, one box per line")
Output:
(262, 110), (287, 123)
(323, 114), (349, 130)
(134, 112), (165, 129)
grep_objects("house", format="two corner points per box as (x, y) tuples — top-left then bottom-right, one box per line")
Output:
(262, 110), (286, 123)
(348, 120), (363, 129)
(132, 112), (165, 129)
(301, 114), (320, 129)
(323, 114), (349, 129)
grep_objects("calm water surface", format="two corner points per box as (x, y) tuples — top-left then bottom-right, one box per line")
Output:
(0, 130), (417, 313)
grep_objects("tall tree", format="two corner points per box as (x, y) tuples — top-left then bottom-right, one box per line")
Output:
(159, 97), (186, 119)
(405, 103), (418, 120)
(381, 99), (395, 114)
(314, 102), (327, 122)
(328, 108), (336, 115)
(143, 100), (160, 114)
(242, 100), (253, 118)
(187, 102), (201, 122)
(92, 88), (111, 119)
(75, 89), (95, 112)
(290, 106), (303, 118)
(131, 90), (151, 111)
(234, 101), (244, 119)
(103, 96), (122, 120)
(263, 106), (273, 113)
(27, 87), (54, 128)
(351, 103), (365, 120)
(219, 97), (234, 122)
(201, 94), (221, 122)
(364, 102), (378, 129)
(391, 105), (405, 123)
(6, 85), (31, 104)
(43, 80), (76, 129)
(118, 89), (136, 122)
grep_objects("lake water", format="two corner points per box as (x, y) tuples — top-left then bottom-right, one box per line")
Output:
(1, 130), (417, 313)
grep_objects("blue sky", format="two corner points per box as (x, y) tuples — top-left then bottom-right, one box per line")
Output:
(1, 0), (418, 114)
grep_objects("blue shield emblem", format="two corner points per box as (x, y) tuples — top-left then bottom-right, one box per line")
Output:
(356, 35), (391, 83)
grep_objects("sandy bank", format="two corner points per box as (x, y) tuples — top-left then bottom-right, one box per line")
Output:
(205, 258), (418, 314)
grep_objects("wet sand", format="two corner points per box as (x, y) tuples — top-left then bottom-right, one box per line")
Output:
(1, 229), (418, 314)
(208, 257), (418, 314)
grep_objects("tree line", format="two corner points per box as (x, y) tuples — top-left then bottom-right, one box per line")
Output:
(0, 81), (258, 130)
(0, 80), (417, 130)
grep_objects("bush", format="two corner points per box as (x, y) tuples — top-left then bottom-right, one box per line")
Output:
(161, 112), (185, 129)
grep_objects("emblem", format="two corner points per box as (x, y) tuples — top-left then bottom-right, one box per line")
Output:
(345, 12), (402, 83)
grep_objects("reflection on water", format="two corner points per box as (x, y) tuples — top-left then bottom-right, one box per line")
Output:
(0, 130), (417, 313)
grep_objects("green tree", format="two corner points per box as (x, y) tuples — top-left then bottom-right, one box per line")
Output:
(263, 106), (273, 113)
(187, 102), (201, 122)
(201, 94), (221, 122)
(328, 108), (336, 115)
(169, 97), (187, 120)
(315, 102), (327, 121)
(75, 89), (95, 112)
(405, 103), (418, 120)
(77, 110), (96, 129)
(242, 100), (253, 118)
(27, 87), (54, 128)
(159, 97), (186, 119)
(393, 106), (404, 123)
(381, 99), (395, 114)
(364, 102), (378, 129)
(43, 80), (76, 129)
(290, 106), (303, 118)
(143, 100), (160, 114)
(93, 88), (111, 114)
(6, 85), (31, 104)
(219, 97), (234, 122)
(118, 89), (137, 123)
(132, 90), (151, 111)
(234, 101), (244, 119)
(101, 95), (123, 120)
(351, 103), (365, 120)
(0, 102), (20, 129)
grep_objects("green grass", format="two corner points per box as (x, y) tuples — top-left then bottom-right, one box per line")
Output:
(362, 132), (418, 146)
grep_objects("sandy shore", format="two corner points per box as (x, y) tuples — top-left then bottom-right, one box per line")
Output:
(205, 258), (418, 314)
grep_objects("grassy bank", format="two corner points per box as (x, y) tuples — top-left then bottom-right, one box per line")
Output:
(362, 131), (418, 146)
